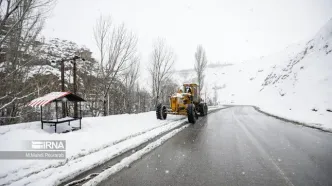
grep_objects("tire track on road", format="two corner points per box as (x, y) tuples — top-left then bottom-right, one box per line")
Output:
(231, 108), (295, 186)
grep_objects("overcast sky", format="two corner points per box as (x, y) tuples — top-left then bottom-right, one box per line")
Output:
(42, 0), (332, 72)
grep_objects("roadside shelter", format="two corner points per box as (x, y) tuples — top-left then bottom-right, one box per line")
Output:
(28, 92), (85, 133)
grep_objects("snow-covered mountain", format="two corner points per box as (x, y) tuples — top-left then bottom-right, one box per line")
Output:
(173, 18), (332, 129)
(27, 38), (95, 77)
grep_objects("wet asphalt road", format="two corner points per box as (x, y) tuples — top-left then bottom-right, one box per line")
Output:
(100, 106), (332, 186)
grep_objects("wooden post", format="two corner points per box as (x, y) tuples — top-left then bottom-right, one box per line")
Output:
(79, 102), (82, 129)
(55, 101), (58, 122)
(73, 59), (78, 118)
(66, 102), (68, 116)
(80, 102), (82, 118)
(41, 106), (43, 129)
(55, 101), (58, 132)
(61, 59), (66, 118)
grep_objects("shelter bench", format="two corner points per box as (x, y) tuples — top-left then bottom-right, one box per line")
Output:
(42, 117), (82, 133)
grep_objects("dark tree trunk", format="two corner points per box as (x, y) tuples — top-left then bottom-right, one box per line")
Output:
(103, 98), (107, 116)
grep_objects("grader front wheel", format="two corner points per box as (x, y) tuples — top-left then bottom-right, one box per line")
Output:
(187, 104), (196, 124)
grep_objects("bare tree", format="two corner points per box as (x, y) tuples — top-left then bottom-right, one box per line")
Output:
(159, 77), (178, 105)
(93, 15), (111, 72)
(0, 0), (55, 124)
(149, 39), (175, 108)
(94, 15), (139, 116)
(136, 86), (151, 113)
(194, 45), (208, 94)
(0, 0), (54, 48)
(122, 58), (140, 113)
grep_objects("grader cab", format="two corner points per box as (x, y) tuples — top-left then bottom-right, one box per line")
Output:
(156, 83), (208, 124)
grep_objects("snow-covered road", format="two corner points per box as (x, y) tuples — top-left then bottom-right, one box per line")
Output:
(97, 106), (332, 186)
(0, 107), (223, 186)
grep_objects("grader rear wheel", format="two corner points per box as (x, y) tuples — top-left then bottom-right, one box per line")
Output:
(156, 104), (167, 120)
(199, 103), (208, 116)
(199, 104), (205, 116)
(204, 104), (208, 115)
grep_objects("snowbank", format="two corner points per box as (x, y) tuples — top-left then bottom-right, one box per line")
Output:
(0, 111), (184, 185)
(0, 107), (222, 186)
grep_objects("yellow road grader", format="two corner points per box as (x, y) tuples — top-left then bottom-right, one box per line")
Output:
(156, 83), (208, 124)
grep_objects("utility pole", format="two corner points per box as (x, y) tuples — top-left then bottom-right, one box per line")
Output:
(56, 56), (85, 118)
(72, 56), (79, 118)
(60, 59), (65, 117)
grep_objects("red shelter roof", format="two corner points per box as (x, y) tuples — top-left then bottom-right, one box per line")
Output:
(28, 92), (85, 107)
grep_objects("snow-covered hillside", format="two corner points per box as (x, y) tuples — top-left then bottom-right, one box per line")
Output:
(30, 38), (96, 79)
(174, 18), (332, 130)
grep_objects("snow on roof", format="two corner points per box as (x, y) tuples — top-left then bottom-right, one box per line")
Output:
(28, 92), (85, 107)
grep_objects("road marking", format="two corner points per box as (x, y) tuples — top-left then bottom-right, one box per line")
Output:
(232, 109), (295, 186)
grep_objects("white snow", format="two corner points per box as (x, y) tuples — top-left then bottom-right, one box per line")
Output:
(172, 93), (184, 98)
(173, 18), (332, 131)
(28, 92), (71, 107)
(82, 125), (189, 186)
(0, 107), (222, 186)
(1, 13), (331, 186)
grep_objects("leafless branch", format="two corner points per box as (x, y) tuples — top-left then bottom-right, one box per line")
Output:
(194, 44), (208, 93)
(94, 15), (139, 115)
(149, 38), (175, 107)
